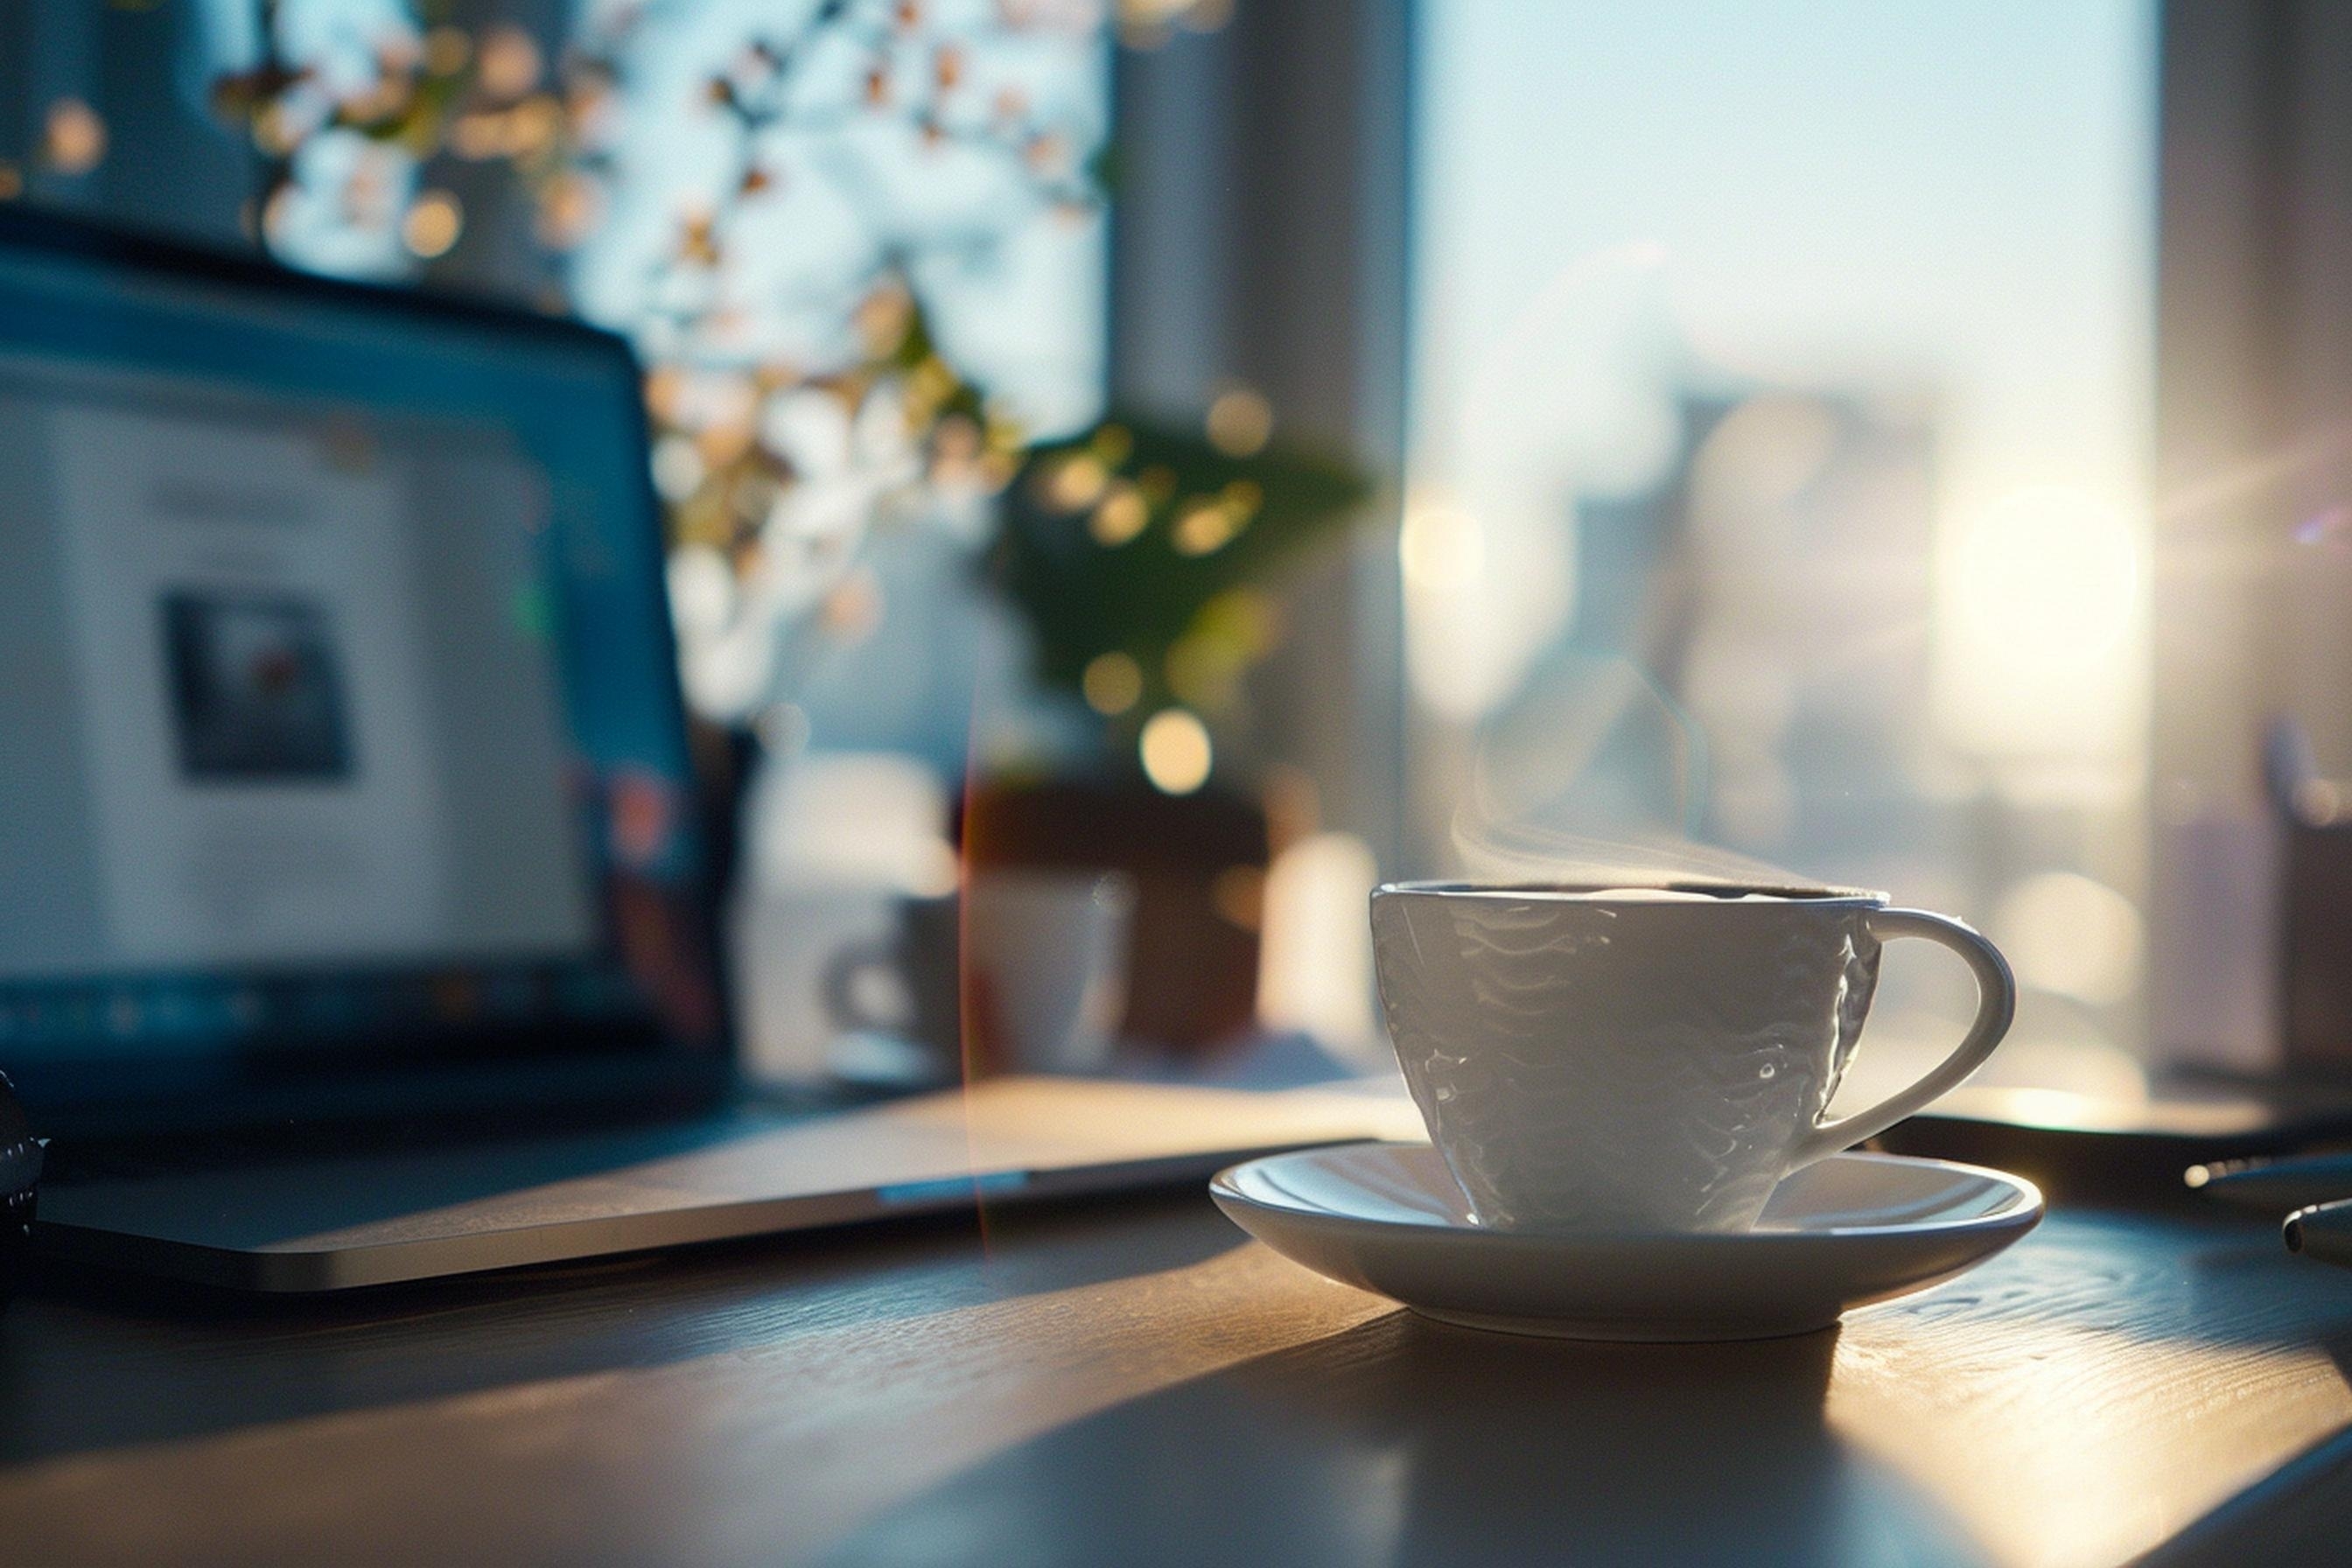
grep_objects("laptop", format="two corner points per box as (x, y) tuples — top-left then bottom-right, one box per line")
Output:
(0, 208), (1404, 1292)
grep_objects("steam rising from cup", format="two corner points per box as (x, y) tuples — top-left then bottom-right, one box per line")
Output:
(1452, 648), (1837, 896)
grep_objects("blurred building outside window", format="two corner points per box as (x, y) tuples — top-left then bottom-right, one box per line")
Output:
(1408, 0), (2159, 1101)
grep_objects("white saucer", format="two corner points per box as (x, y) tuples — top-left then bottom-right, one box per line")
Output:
(1210, 1143), (2042, 1341)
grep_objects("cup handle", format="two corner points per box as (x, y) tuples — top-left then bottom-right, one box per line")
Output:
(822, 937), (905, 1033)
(1788, 907), (2017, 1168)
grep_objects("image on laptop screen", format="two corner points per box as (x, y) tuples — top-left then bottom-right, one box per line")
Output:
(0, 226), (723, 1103)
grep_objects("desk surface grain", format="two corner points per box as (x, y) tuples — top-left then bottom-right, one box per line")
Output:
(4, 1188), (2352, 1566)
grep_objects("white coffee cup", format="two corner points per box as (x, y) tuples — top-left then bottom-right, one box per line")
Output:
(1370, 883), (2015, 1233)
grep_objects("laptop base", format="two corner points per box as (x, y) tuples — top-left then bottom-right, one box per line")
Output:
(35, 1078), (1418, 1292)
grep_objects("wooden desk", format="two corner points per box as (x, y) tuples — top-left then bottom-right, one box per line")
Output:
(4, 1188), (2352, 1565)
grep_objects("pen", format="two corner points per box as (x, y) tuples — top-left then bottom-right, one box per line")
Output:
(2185, 1151), (2352, 1212)
(2286, 1197), (2352, 1268)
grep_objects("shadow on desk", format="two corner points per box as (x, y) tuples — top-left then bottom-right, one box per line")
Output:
(2145, 1321), (2352, 1568)
(2143, 1421), (2352, 1568)
(0, 1189), (1249, 1466)
(827, 1311), (1981, 1567)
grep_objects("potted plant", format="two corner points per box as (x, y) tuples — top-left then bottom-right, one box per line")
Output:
(978, 410), (1368, 1048)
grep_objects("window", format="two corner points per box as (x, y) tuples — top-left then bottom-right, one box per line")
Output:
(1408, 1), (2159, 1091)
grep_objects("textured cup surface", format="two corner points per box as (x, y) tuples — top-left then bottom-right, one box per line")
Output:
(1371, 884), (1883, 1233)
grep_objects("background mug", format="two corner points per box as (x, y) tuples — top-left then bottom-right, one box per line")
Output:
(826, 870), (1134, 1081)
(1370, 883), (2015, 1233)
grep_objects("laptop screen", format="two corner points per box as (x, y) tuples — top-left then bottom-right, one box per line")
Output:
(0, 214), (724, 1108)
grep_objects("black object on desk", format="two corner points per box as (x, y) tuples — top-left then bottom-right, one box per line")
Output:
(1874, 1079), (2352, 1205)
(0, 1068), (42, 1300)
(2283, 1198), (2352, 1265)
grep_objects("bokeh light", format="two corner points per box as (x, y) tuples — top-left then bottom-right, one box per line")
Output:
(1045, 452), (1109, 510)
(1082, 651), (1144, 715)
(1205, 387), (1272, 458)
(1992, 871), (2145, 1005)
(1089, 486), (1147, 545)
(402, 190), (464, 258)
(43, 99), (107, 176)
(1398, 501), (1484, 594)
(1172, 498), (1241, 556)
(476, 25), (543, 102)
(1400, 494), (1507, 719)
(1139, 708), (1213, 794)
